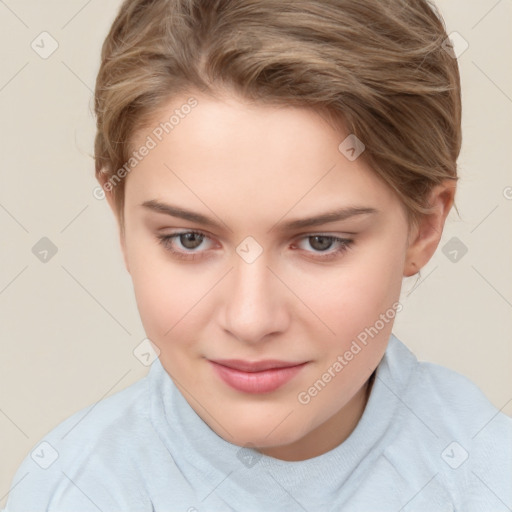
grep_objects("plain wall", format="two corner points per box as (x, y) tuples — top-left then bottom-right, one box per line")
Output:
(1, 0), (511, 504)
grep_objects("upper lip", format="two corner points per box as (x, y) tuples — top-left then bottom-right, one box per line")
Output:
(210, 359), (307, 372)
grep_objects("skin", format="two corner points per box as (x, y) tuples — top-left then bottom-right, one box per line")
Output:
(100, 90), (455, 461)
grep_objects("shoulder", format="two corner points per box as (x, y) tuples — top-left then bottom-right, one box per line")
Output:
(383, 335), (512, 509)
(4, 372), (157, 512)
(410, 352), (511, 440)
(384, 334), (511, 438)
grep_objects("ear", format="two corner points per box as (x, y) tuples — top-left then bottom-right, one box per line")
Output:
(403, 180), (456, 277)
(97, 171), (130, 274)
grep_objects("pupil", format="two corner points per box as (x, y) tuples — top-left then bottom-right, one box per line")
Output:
(181, 233), (203, 249)
(311, 236), (332, 251)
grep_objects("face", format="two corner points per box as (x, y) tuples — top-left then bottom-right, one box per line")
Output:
(115, 92), (413, 460)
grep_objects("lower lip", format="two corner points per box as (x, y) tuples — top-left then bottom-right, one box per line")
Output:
(209, 361), (308, 394)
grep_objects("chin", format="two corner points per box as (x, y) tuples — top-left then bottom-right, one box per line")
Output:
(224, 417), (309, 451)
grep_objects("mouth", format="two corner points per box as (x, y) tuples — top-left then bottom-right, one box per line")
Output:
(208, 359), (309, 394)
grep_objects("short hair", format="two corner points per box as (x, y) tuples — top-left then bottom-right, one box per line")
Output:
(94, 0), (461, 229)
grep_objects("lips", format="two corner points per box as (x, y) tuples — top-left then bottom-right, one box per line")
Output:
(208, 359), (308, 394)
(211, 359), (305, 372)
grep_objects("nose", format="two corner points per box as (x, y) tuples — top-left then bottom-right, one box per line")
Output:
(220, 254), (290, 345)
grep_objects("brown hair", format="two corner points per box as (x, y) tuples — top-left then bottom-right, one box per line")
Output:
(94, 0), (461, 229)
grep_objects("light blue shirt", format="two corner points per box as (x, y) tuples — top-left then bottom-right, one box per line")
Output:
(4, 334), (512, 511)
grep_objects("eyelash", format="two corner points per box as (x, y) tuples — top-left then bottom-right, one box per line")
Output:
(156, 230), (354, 262)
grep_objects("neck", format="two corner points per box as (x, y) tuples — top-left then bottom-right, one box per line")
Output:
(257, 372), (375, 461)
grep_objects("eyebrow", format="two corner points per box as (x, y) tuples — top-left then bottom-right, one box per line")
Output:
(141, 200), (378, 232)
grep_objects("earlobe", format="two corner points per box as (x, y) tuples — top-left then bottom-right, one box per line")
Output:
(403, 260), (418, 278)
(403, 180), (456, 277)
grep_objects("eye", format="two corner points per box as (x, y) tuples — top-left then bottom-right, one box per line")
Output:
(293, 235), (353, 261)
(156, 230), (214, 260)
(156, 231), (353, 262)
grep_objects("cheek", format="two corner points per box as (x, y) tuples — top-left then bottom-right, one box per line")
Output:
(127, 243), (207, 343)
(295, 258), (404, 415)
(296, 243), (405, 352)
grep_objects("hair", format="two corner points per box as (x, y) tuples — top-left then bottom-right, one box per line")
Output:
(94, 0), (461, 231)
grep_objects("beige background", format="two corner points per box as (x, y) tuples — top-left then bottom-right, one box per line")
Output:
(1, 0), (511, 504)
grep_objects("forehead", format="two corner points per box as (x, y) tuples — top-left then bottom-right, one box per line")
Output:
(125, 93), (400, 225)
